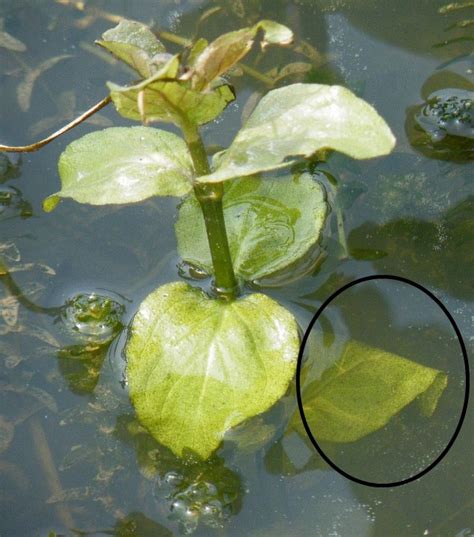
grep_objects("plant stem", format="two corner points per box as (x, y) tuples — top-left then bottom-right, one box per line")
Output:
(181, 121), (238, 299)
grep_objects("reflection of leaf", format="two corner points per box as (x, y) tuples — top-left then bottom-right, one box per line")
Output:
(127, 281), (298, 459)
(349, 248), (388, 260)
(17, 55), (72, 112)
(57, 344), (109, 395)
(199, 84), (395, 183)
(294, 340), (447, 443)
(348, 197), (474, 299)
(176, 174), (327, 281)
(44, 127), (193, 211)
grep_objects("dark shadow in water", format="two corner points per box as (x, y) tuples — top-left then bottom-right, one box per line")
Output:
(348, 196), (474, 300)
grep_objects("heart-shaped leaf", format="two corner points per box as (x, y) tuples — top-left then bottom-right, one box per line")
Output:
(198, 84), (396, 183)
(44, 127), (193, 211)
(294, 340), (447, 443)
(126, 281), (299, 459)
(108, 76), (235, 127)
(176, 174), (327, 282)
(96, 20), (166, 78)
(188, 20), (293, 90)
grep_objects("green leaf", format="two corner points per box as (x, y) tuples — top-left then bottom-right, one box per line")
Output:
(294, 340), (447, 443)
(44, 127), (193, 210)
(176, 174), (327, 282)
(126, 281), (299, 459)
(198, 84), (396, 183)
(96, 20), (166, 78)
(108, 75), (235, 127)
(189, 20), (293, 90)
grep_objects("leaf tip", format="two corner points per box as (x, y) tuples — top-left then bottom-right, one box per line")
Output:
(43, 194), (60, 213)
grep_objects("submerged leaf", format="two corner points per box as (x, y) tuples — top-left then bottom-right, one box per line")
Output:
(44, 127), (193, 210)
(127, 282), (299, 459)
(0, 25), (26, 52)
(295, 340), (448, 443)
(198, 84), (396, 183)
(176, 174), (327, 281)
(17, 55), (72, 112)
(0, 415), (14, 454)
(96, 20), (166, 78)
(189, 20), (293, 90)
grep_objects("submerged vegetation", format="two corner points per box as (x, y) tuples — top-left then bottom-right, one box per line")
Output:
(2, 2), (471, 534)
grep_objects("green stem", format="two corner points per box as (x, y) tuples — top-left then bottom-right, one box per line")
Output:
(181, 121), (238, 299)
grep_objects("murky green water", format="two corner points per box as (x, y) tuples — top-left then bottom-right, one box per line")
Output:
(0, 1), (472, 536)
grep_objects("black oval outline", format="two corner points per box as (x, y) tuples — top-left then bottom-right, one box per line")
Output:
(296, 274), (470, 488)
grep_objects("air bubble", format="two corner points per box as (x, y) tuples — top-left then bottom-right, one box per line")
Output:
(58, 293), (124, 344)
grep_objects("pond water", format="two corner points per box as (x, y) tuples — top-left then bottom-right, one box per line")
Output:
(0, 0), (472, 536)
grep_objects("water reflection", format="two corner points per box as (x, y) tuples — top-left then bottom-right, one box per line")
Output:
(348, 197), (474, 300)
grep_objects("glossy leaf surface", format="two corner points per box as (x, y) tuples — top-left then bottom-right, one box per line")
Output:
(108, 75), (235, 127)
(126, 282), (299, 459)
(198, 84), (396, 183)
(295, 340), (447, 443)
(44, 127), (193, 210)
(176, 174), (327, 281)
(96, 20), (166, 78)
(189, 20), (293, 90)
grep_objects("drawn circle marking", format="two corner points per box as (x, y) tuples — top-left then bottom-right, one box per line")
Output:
(295, 274), (470, 488)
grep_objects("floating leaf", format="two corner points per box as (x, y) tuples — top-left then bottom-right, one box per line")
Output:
(198, 84), (396, 183)
(127, 281), (299, 459)
(17, 55), (72, 112)
(108, 73), (235, 127)
(96, 20), (166, 78)
(189, 20), (293, 90)
(294, 340), (448, 443)
(44, 127), (193, 210)
(176, 174), (327, 281)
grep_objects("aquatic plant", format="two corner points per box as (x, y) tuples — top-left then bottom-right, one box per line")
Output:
(39, 20), (447, 460)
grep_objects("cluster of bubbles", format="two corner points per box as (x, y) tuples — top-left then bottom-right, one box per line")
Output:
(59, 293), (124, 344)
(154, 470), (234, 535)
(416, 89), (473, 143)
(407, 88), (473, 161)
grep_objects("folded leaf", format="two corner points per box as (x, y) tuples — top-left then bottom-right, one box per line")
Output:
(176, 174), (327, 281)
(294, 340), (448, 443)
(126, 281), (299, 459)
(189, 20), (293, 90)
(96, 20), (166, 78)
(44, 127), (193, 210)
(198, 84), (396, 183)
(108, 75), (235, 127)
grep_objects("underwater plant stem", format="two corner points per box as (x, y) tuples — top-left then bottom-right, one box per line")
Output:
(181, 121), (238, 299)
(29, 417), (75, 529)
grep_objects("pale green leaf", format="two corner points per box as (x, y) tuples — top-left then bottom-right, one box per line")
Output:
(96, 20), (166, 78)
(108, 72), (235, 127)
(189, 20), (293, 90)
(198, 84), (396, 183)
(126, 281), (299, 459)
(294, 340), (448, 443)
(44, 127), (193, 210)
(176, 174), (327, 281)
